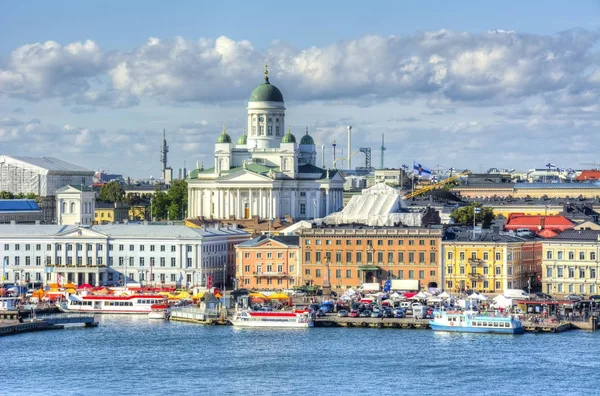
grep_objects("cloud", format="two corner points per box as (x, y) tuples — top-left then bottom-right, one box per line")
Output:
(0, 30), (598, 112)
(13, 107), (24, 113)
(69, 106), (97, 114)
(0, 117), (24, 126)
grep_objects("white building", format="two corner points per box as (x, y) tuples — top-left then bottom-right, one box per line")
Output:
(0, 224), (249, 288)
(187, 65), (345, 221)
(0, 156), (94, 196)
(56, 185), (96, 226)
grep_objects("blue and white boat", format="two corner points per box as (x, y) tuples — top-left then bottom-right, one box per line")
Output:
(429, 310), (524, 334)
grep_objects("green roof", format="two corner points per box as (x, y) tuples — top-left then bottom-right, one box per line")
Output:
(237, 129), (247, 145)
(217, 125), (232, 143)
(249, 64), (284, 102)
(69, 184), (93, 192)
(357, 266), (380, 271)
(281, 126), (296, 143)
(300, 127), (314, 145)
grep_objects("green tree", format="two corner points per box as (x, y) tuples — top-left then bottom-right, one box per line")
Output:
(0, 191), (15, 199)
(151, 190), (169, 220)
(98, 181), (125, 202)
(451, 203), (495, 228)
(166, 180), (188, 220)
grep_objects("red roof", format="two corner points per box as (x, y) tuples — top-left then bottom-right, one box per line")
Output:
(505, 214), (574, 232)
(576, 170), (600, 182)
(537, 229), (559, 238)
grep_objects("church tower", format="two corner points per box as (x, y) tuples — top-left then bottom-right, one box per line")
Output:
(246, 63), (286, 149)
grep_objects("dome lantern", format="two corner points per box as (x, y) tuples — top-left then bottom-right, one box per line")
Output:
(281, 125), (296, 143)
(216, 125), (232, 143)
(300, 127), (315, 145)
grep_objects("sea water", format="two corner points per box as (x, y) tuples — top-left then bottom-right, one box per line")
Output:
(2, 315), (599, 396)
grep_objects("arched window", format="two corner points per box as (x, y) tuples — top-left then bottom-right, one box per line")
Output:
(62, 201), (67, 213)
(70, 202), (76, 213)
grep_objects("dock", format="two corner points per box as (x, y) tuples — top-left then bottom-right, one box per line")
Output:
(0, 313), (98, 337)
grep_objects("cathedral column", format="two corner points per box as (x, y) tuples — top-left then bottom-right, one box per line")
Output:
(259, 188), (263, 219)
(325, 188), (330, 216)
(199, 189), (203, 217)
(249, 188), (253, 217)
(227, 188), (231, 219)
(316, 190), (322, 218)
(269, 189), (273, 219)
(236, 189), (241, 219)
(216, 189), (221, 219)
(291, 190), (296, 219)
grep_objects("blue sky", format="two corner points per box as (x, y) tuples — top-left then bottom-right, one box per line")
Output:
(1, 1), (600, 177)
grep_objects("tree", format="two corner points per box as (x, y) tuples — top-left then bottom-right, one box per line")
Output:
(166, 180), (188, 220)
(0, 191), (14, 199)
(151, 190), (169, 220)
(451, 203), (495, 229)
(98, 181), (125, 202)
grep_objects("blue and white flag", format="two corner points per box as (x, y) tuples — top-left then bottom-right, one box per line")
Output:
(474, 207), (481, 214)
(413, 162), (432, 179)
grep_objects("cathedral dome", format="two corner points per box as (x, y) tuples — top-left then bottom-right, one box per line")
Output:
(249, 64), (284, 103)
(216, 125), (232, 143)
(281, 126), (296, 143)
(237, 129), (247, 145)
(300, 128), (314, 145)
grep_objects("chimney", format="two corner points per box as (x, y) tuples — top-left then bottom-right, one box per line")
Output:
(540, 217), (545, 230)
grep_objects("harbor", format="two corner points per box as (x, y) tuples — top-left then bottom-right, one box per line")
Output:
(0, 313), (98, 337)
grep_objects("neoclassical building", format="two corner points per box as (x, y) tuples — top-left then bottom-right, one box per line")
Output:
(187, 66), (345, 221)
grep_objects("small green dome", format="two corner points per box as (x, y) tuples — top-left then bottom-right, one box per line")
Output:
(281, 126), (296, 143)
(300, 127), (314, 145)
(237, 129), (247, 145)
(217, 125), (232, 143)
(249, 63), (284, 103)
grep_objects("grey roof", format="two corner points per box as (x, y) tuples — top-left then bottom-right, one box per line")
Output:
(6, 156), (93, 173)
(443, 229), (537, 243)
(514, 183), (600, 189)
(238, 234), (299, 247)
(549, 229), (600, 241)
(0, 224), (248, 239)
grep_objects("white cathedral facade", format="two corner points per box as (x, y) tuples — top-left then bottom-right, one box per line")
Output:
(187, 66), (345, 221)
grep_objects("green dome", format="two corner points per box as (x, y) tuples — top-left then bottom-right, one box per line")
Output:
(217, 125), (232, 143)
(237, 129), (247, 145)
(249, 64), (284, 103)
(300, 127), (314, 145)
(281, 126), (296, 143)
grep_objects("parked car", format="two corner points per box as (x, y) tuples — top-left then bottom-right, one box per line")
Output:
(565, 294), (583, 301)
(349, 309), (360, 318)
(337, 310), (349, 317)
(360, 310), (372, 318)
(535, 292), (553, 300)
(394, 310), (406, 318)
(589, 295), (600, 301)
(371, 310), (383, 318)
(382, 310), (394, 318)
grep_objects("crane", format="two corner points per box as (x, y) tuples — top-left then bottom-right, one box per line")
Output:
(402, 171), (471, 200)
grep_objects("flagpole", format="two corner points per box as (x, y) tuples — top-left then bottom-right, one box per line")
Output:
(473, 207), (476, 239)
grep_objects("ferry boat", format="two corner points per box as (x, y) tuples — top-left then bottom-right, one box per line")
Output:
(231, 309), (314, 328)
(62, 294), (168, 314)
(148, 304), (170, 320)
(429, 310), (524, 334)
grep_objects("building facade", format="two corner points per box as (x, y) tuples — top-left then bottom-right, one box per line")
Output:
(541, 230), (600, 296)
(187, 66), (345, 221)
(442, 231), (542, 294)
(0, 200), (43, 224)
(299, 227), (442, 292)
(56, 185), (96, 225)
(95, 201), (130, 224)
(0, 224), (249, 288)
(235, 235), (300, 290)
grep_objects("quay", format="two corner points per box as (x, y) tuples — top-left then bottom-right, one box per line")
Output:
(0, 313), (98, 337)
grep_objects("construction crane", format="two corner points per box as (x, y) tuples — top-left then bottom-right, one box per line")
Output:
(402, 171), (471, 200)
(380, 134), (386, 169)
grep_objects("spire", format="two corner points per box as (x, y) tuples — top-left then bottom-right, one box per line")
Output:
(264, 62), (269, 83)
(222, 124), (226, 134)
(306, 126), (309, 135)
(163, 129), (166, 140)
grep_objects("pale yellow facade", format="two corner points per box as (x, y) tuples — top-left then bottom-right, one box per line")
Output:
(541, 240), (600, 296)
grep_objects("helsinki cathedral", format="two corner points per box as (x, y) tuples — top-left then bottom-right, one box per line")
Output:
(187, 65), (345, 221)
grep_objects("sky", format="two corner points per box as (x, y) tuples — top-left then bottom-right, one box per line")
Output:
(1, 0), (600, 178)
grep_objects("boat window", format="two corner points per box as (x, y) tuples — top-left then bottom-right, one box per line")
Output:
(505, 323), (510, 328)
(493, 322), (498, 327)
(137, 300), (140, 304)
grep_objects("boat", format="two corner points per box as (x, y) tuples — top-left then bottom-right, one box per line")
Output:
(148, 304), (170, 320)
(62, 294), (168, 314)
(429, 310), (524, 334)
(230, 309), (314, 328)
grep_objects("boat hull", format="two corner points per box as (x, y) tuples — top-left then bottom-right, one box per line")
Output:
(148, 312), (169, 320)
(231, 320), (313, 328)
(430, 323), (524, 334)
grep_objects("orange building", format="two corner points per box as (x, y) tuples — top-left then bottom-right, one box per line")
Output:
(298, 227), (442, 292)
(235, 235), (300, 290)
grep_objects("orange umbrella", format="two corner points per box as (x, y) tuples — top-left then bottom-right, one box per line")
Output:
(32, 289), (45, 298)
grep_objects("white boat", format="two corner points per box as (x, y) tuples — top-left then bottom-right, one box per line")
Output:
(148, 304), (170, 320)
(231, 309), (314, 328)
(429, 310), (524, 334)
(63, 294), (168, 314)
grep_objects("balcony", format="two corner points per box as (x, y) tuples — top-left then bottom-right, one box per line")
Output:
(468, 258), (486, 266)
(252, 272), (288, 278)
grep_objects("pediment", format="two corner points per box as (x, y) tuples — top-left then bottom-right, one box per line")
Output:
(56, 227), (108, 239)
(218, 170), (273, 183)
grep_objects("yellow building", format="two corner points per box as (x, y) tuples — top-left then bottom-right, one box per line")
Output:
(541, 230), (600, 297)
(129, 204), (149, 221)
(94, 201), (130, 224)
(486, 204), (562, 219)
(443, 231), (541, 294)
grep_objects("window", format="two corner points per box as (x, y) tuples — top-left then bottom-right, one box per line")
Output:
(129, 257), (134, 266)
(315, 269), (322, 277)
(346, 252), (352, 263)
(495, 281), (501, 290)
(161, 245), (166, 252)
(277, 264), (283, 273)
(408, 270), (414, 279)
(266, 264), (273, 272)
(495, 267), (501, 275)
(377, 240), (384, 246)
(305, 269), (311, 275)
(568, 251), (574, 260)
(171, 258), (176, 267)
(305, 252), (311, 263)
(495, 252), (501, 261)
(335, 269), (341, 279)
(278, 252), (283, 259)
(419, 270), (425, 279)
(568, 267), (575, 278)
(129, 245), (134, 251)
(447, 252), (453, 260)
(187, 245), (192, 253)
(459, 252), (465, 261)
(557, 267), (564, 277)
(430, 240), (436, 246)
(289, 265), (294, 272)
(398, 240), (404, 246)
(336, 252), (342, 263)
(25, 244), (30, 251)
(305, 240), (311, 245)
(591, 268), (596, 279)
(388, 252), (394, 263)
(557, 251), (564, 260)
(397, 252), (404, 263)
(326, 240), (332, 246)
(398, 270), (404, 279)
(346, 240), (352, 246)
(356, 252), (362, 263)
(346, 269), (352, 278)
(171, 246), (176, 252)
(483, 266), (489, 275)
(483, 252), (489, 261)
(408, 252), (415, 263)
(140, 257), (145, 266)
(419, 240), (425, 246)
(3, 244), (8, 250)
(388, 240), (394, 246)
(377, 252), (384, 263)
(35, 256), (41, 266)
(316, 240), (322, 245)
(579, 267), (585, 278)
(267, 252), (272, 259)
(507, 267), (512, 276)
(35, 244), (41, 251)
(289, 252), (295, 258)
(256, 253), (262, 259)
(150, 245), (155, 252)
(119, 257), (124, 266)
(419, 252), (425, 264)
(429, 252), (436, 264)
(591, 252), (596, 261)
(315, 252), (322, 262)
(460, 266), (465, 275)
(356, 240), (362, 246)
(546, 250), (553, 260)
(25, 257), (30, 266)
(408, 240), (414, 246)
